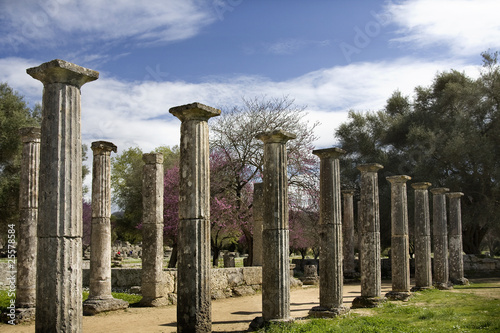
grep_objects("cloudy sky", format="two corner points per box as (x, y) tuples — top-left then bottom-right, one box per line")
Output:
(1, 0), (500, 156)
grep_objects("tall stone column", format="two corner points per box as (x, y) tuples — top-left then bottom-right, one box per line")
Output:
(385, 175), (411, 301)
(170, 103), (220, 333)
(352, 163), (386, 308)
(15, 127), (40, 322)
(140, 153), (168, 306)
(411, 182), (433, 291)
(447, 192), (469, 285)
(309, 148), (348, 317)
(342, 189), (356, 278)
(256, 130), (295, 323)
(253, 183), (264, 266)
(430, 187), (452, 290)
(83, 141), (128, 315)
(27, 59), (98, 332)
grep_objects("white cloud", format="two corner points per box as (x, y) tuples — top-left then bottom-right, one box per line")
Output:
(386, 0), (500, 56)
(0, 0), (216, 52)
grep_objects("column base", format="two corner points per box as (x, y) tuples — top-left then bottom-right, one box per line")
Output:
(83, 297), (129, 315)
(309, 305), (349, 318)
(385, 291), (412, 301)
(351, 296), (386, 308)
(433, 282), (453, 290)
(5, 307), (36, 323)
(451, 277), (469, 286)
(249, 316), (293, 331)
(138, 296), (170, 307)
(410, 285), (433, 292)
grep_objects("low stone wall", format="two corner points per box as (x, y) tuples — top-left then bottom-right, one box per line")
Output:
(81, 266), (262, 304)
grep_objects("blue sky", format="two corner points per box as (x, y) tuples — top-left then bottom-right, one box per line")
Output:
(1, 0), (500, 159)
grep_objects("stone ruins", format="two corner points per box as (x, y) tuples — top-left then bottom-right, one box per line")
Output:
(9, 58), (472, 331)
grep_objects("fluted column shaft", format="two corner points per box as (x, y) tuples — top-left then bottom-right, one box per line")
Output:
(447, 192), (468, 285)
(309, 148), (348, 317)
(27, 59), (98, 333)
(386, 175), (411, 300)
(170, 103), (220, 333)
(257, 130), (296, 322)
(431, 187), (450, 289)
(16, 127), (41, 315)
(140, 153), (167, 306)
(342, 190), (356, 275)
(411, 182), (433, 290)
(352, 163), (385, 308)
(252, 183), (264, 266)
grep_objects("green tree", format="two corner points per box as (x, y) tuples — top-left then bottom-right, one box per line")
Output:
(110, 145), (179, 243)
(335, 51), (500, 254)
(0, 83), (40, 245)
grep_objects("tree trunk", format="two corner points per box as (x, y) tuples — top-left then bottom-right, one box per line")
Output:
(462, 224), (488, 254)
(212, 247), (221, 267)
(167, 243), (178, 268)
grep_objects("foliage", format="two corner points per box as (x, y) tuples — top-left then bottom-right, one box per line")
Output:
(82, 200), (91, 247)
(210, 96), (320, 264)
(110, 145), (179, 243)
(0, 83), (40, 245)
(335, 51), (500, 253)
(259, 282), (500, 332)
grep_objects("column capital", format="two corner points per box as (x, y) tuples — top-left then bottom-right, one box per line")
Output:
(447, 192), (464, 199)
(312, 147), (346, 159)
(91, 141), (117, 155)
(169, 102), (221, 122)
(256, 129), (296, 143)
(19, 127), (41, 143)
(430, 187), (449, 195)
(411, 182), (432, 190)
(143, 153), (164, 164)
(26, 59), (99, 88)
(357, 163), (383, 173)
(386, 175), (411, 184)
(342, 189), (355, 196)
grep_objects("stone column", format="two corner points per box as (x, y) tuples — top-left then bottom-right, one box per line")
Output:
(352, 163), (385, 308)
(447, 192), (469, 285)
(27, 59), (98, 332)
(170, 103), (220, 333)
(309, 148), (348, 317)
(140, 153), (168, 306)
(83, 141), (128, 315)
(430, 187), (452, 290)
(15, 127), (40, 322)
(253, 183), (264, 266)
(342, 189), (356, 278)
(411, 182), (433, 291)
(256, 130), (296, 323)
(385, 175), (411, 301)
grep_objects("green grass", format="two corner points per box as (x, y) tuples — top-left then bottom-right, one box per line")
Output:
(81, 291), (142, 305)
(259, 283), (500, 333)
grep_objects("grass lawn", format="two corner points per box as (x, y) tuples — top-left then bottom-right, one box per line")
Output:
(259, 281), (500, 332)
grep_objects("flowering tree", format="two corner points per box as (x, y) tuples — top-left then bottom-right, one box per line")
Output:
(82, 199), (92, 248)
(163, 164), (180, 267)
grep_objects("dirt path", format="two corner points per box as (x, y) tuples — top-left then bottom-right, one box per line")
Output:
(3, 278), (498, 333)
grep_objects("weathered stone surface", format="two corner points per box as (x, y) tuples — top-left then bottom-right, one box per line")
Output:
(171, 102), (220, 333)
(140, 153), (167, 307)
(342, 189), (356, 276)
(385, 175), (411, 301)
(253, 183), (264, 266)
(257, 130), (295, 323)
(311, 147), (347, 316)
(430, 187), (452, 290)
(447, 192), (469, 286)
(411, 182), (433, 291)
(353, 163), (385, 308)
(27, 59), (98, 332)
(84, 141), (128, 315)
(16, 127), (40, 320)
